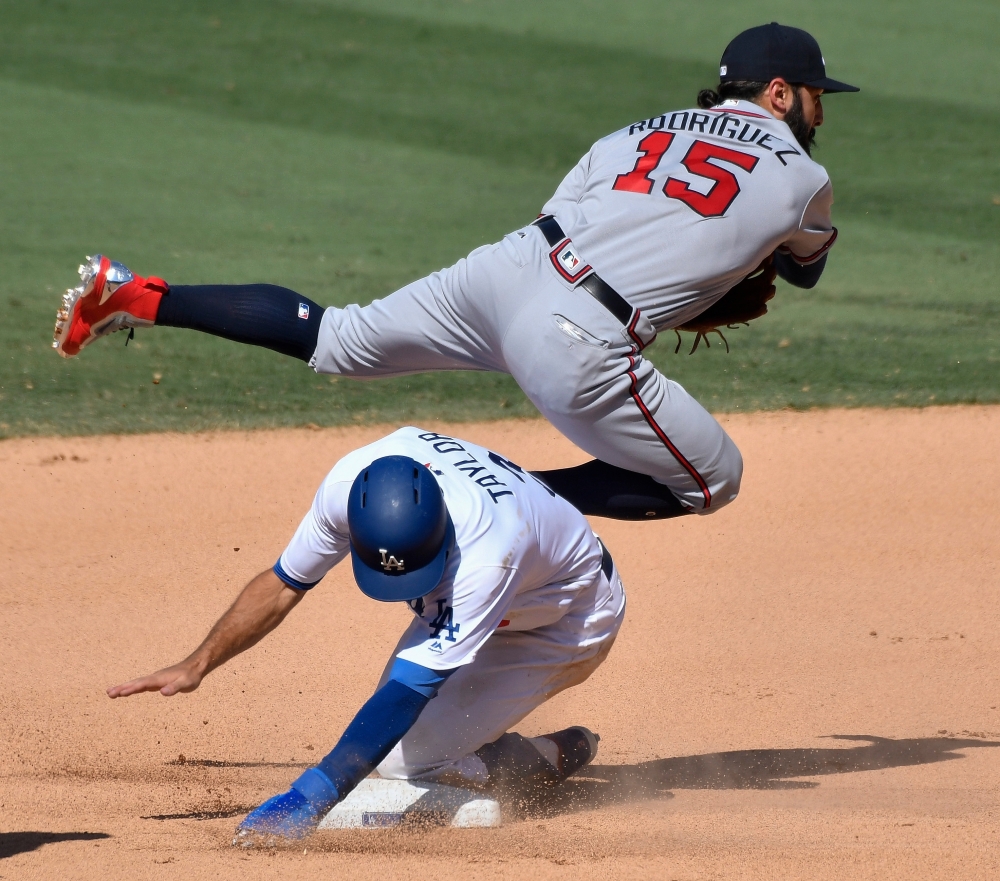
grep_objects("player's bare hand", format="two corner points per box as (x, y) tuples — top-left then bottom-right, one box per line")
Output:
(107, 661), (203, 698)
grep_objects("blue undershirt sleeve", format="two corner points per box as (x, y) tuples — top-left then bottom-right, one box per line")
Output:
(291, 661), (457, 811)
(774, 251), (827, 290)
(272, 558), (321, 591)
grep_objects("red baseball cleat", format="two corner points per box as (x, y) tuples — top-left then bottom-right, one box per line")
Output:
(52, 255), (168, 358)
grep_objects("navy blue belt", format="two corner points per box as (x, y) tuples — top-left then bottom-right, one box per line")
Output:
(597, 538), (615, 581)
(533, 215), (635, 327)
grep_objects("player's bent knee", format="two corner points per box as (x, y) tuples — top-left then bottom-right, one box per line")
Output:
(701, 441), (743, 514)
(377, 746), (489, 786)
(375, 748), (443, 782)
(375, 749), (409, 781)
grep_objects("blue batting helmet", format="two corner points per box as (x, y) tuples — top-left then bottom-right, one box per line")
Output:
(347, 456), (455, 602)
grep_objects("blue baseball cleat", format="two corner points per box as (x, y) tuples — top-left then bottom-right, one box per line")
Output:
(232, 788), (320, 847)
(232, 768), (339, 847)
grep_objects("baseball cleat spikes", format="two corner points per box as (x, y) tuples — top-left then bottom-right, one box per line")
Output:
(51, 255), (168, 358)
(52, 285), (86, 355)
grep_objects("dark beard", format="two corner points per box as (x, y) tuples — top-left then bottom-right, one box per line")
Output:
(784, 89), (817, 156)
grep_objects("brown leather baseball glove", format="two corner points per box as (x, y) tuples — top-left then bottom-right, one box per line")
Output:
(674, 255), (777, 354)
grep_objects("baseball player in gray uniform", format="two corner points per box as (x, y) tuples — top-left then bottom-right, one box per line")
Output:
(108, 427), (625, 842)
(53, 24), (857, 521)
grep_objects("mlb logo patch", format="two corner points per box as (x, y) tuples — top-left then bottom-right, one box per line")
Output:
(297, 303), (310, 320)
(549, 239), (591, 283)
(558, 244), (581, 273)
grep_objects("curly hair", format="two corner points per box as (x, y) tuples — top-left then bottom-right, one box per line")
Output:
(697, 81), (769, 109)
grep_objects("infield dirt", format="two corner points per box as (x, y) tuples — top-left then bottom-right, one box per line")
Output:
(3, 407), (1000, 879)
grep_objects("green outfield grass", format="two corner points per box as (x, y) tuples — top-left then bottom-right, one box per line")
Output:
(0, 0), (997, 437)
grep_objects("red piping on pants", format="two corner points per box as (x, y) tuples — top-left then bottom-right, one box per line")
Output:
(625, 309), (657, 350)
(626, 350), (712, 508)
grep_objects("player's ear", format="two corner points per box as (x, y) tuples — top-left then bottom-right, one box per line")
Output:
(767, 78), (787, 114)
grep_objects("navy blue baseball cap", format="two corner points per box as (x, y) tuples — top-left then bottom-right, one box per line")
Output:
(720, 23), (859, 93)
(347, 455), (455, 602)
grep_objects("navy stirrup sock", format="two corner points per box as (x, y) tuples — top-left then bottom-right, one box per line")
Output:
(532, 459), (691, 520)
(155, 284), (324, 363)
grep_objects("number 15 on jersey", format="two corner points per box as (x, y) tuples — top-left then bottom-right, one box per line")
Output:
(613, 132), (759, 218)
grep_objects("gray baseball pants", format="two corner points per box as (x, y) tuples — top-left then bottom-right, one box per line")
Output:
(311, 225), (742, 512)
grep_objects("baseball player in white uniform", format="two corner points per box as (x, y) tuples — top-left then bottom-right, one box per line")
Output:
(108, 427), (625, 842)
(53, 24), (857, 521)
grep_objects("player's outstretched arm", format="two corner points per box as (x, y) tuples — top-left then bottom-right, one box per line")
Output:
(107, 568), (305, 699)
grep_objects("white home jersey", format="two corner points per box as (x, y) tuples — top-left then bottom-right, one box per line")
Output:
(278, 427), (625, 670)
(542, 99), (837, 330)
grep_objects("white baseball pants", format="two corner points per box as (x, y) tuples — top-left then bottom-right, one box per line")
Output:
(312, 225), (742, 512)
(375, 564), (625, 785)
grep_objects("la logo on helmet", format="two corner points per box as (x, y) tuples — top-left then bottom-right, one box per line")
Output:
(379, 549), (405, 571)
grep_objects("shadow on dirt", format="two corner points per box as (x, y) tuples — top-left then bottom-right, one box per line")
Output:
(513, 733), (1000, 817)
(140, 808), (256, 821)
(166, 758), (311, 769)
(0, 831), (110, 859)
(154, 734), (1000, 825)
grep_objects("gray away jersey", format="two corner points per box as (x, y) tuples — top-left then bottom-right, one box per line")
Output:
(542, 99), (837, 330)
